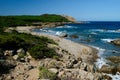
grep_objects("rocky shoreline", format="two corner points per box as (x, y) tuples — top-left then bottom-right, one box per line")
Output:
(1, 25), (119, 80)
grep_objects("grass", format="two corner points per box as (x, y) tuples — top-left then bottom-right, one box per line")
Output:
(39, 67), (57, 80)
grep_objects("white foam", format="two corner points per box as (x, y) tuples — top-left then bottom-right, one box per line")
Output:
(95, 58), (108, 69)
(101, 39), (115, 43)
(92, 46), (105, 56)
(56, 31), (62, 35)
(91, 32), (97, 34)
(91, 46), (107, 69)
(66, 25), (73, 28)
(108, 72), (120, 80)
(90, 29), (120, 33)
(56, 26), (64, 28)
(90, 29), (105, 32)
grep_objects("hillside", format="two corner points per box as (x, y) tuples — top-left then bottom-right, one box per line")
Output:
(0, 14), (75, 28)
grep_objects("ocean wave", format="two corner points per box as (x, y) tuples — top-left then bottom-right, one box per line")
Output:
(56, 26), (65, 28)
(92, 46), (105, 56)
(90, 32), (97, 35)
(91, 46), (107, 68)
(89, 29), (120, 33)
(101, 39), (115, 43)
(65, 25), (72, 28)
(90, 29), (105, 32)
(95, 58), (108, 69)
(55, 31), (67, 36)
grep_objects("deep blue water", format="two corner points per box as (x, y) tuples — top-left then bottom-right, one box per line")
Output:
(33, 21), (120, 58)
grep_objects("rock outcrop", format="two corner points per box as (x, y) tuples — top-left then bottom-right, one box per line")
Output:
(111, 39), (120, 46)
(62, 15), (77, 23)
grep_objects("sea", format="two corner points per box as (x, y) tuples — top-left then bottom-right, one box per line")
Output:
(32, 21), (120, 79)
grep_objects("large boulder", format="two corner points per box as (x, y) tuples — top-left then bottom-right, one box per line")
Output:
(99, 65), (118, 75)
(107, 56), (120, 64)
(111, 39), (120, 46)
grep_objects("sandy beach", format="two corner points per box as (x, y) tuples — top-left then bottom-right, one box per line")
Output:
(15, 26), (98, 64)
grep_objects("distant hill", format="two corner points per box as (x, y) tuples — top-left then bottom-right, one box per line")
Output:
(0, 14), (76, 27)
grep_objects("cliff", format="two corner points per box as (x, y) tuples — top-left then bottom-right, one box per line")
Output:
(62, 15), (77, 23)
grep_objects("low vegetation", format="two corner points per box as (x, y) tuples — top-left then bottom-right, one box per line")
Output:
(0, 60), (15, 74)
(39, 67), (57, 80)
(0, 31), (57, 60)
(0, 14), (69, 28)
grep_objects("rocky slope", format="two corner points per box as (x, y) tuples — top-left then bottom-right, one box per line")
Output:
(62, 15), (77, 23)
(0, 27), (115, 80)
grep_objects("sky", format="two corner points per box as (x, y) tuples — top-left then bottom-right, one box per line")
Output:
(0, 0), (120, 21)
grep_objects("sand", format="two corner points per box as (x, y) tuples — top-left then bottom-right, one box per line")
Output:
(15, 26), (98, 64)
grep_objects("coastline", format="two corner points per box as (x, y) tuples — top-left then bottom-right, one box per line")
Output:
(15, 26), (98, 64)
(6, 26), (119, 80)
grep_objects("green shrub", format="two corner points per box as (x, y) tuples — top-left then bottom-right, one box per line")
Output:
(0, 49), (4, 58)
(53, 56), (60, 61)
(0, 60), (15, 74)
(18, 53), (26, 58)
(0, 34), (27, 50)
(29, 44), (56, 59)
(0, 32), (57, 59)
(39, 67), (56, 80)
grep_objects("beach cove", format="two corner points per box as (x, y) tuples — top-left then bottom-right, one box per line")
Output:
(9, 23), (119, 80)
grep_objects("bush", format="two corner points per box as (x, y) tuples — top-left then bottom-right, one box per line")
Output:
(0, 49), (4, 58)
(0, 32), (57, 59)
(53, 56), (60, 61)
(29, 44), (56, 59)
(0, 60), (15, 74)
(39, 67), (56, 80)
(0, 34), (27, 50)
(18, 53), (26, 58)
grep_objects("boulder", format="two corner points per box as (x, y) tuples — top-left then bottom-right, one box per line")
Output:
(48, 68), (58, 74)
(102, 75), (112, 80)
(107, 56), (120, 64)
(13, 55), (19, 60)
(4, 50), (14, 56)
(99, 65), (117, 74)
(70, 35), (79, 38)
(19, 58), (25, 62)
(17, 48), (25, 54)
(111, 39), (120, 46)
